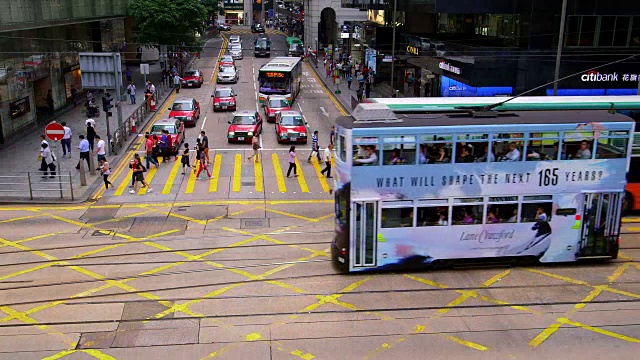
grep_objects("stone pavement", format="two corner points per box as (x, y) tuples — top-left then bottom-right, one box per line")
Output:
(0, 62), (175, 202)
(307, 53), (392, 113)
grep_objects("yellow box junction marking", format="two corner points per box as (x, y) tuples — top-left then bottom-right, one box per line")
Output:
(138, 157), (163, 194)
(233, 153), (242, 192)
(254, 157), (264, 192)
(209, 153), (222, 192)
(309, 157), (330, 192)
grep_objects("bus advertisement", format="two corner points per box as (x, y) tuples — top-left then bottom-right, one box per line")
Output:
(367, 96), (640, 211)
(332, 103), (634, 272)
(258, 57), (302, 105)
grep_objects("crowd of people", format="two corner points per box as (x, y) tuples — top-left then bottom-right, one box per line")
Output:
(321, 51), (376, 102)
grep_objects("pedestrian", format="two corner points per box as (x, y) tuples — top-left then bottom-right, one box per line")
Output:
(129, 159), (152, 194)
(247, 134), (261, 163)
(357, 71), (365, 87)
(127, 82), (136, 104)
(159, 130), (170, 162)
(152, 135), (161, 165)
(307, 130), (321, 163)
(200, 131), (211, 164)
(145, 134), (159, 169)
(320, 144), (333, 178)
(39, 142), (57, 178)
(195, 149), (211, 179)
(129, 156), (139, 188)
(181, 143), (191, 174)
(95, 135), (106, 162)
(329, 126), (336, 147)
(365, 81), (371, 98)
(286, 145), (298, 178)
(85, 118), (96, 129)
(173, 73), (183, 93)
(75, 135), (90, 170)
(86, 122), (96, 152)
(356, 86), (364, 102)
(346, 74), (352, 90)
(192, 138), (202, 169)
(99, 158), (112, 190)
(39, 135), (49, 148)
(61, 122), (72, 157)
(47, 89), (54, 113)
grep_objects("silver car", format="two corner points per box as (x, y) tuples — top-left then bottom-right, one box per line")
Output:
(228, 35), (241, 46)
(229, 44), (243, 60)
(217, 65), (238, 84)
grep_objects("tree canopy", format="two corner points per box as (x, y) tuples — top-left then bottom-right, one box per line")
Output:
(128, 0), (210, 47)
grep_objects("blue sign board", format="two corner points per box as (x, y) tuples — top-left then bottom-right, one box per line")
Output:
(268, 9), (274, 18)
(440, 76), (512, 97)
(340, 25), (350, 32)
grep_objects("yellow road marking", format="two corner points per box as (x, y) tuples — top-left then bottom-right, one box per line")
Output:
(42, 350), (76, 360)
(263, 207), (316, 222)
(233, 153), (242, 192)
(185, 159), (200, 194)
(0, 214), (41, 224)
(557, 317), (640, 343)
(209, 154), (222, 192)
(254, 157), (263, 192)
(294, 157), (309, 192)
(272, 153), (287, 192)
(138, 158), (162, 194)
(114, 169), (132, 196)
(163, 156), (183, 194)
(310, 157), (330, 192)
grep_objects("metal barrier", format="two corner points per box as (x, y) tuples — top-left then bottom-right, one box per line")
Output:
(0, 172), (74, 200)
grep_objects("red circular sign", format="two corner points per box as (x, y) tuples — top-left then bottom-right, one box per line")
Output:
(45, 122), (65, 141)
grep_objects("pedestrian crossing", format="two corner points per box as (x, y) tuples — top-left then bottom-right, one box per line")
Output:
(106, 150), (335, 197)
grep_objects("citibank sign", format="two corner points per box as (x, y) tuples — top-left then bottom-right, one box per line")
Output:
(581, 70), (618, 82)
(439, 60), (461, 75)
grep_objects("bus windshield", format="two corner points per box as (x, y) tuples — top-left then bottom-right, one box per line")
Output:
(259, 72), (290, 94)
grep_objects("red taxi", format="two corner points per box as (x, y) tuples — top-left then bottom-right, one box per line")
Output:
(181, 69), (204, 88)
(150, 118), (184, 154)
(275, 110), (308, 144)
(227, 110), (263, 143)
(264, 95), (291, 123)
(168, 98), (200, 127)
(212, 86), (237, 112)
(219, 55), (235, 67)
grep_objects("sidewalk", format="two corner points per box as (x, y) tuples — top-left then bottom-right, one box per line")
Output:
(308, 54), (392, 113)
(0, 62), (175, 203)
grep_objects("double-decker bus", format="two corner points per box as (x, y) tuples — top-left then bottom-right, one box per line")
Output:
(332, 103), (635, 272)
(367, 96), (640, 211)
(257, 57), (302, 105)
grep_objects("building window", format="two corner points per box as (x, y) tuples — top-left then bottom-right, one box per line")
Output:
(614, 16), (631, 47)
(580, 16), (597, 46)
(599, 16), (616, 46)
(631, 17), (640, 46)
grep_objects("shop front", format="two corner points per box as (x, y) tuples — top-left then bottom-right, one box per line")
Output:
(424, 56), (515, 97)
(545, 65), (640, 96)
(225, 0), (245, 24)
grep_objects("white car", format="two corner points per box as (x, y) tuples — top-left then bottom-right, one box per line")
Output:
(229, 44), (243, 60)
(228, 35), (241, 46)
(217, 65), (238, 84)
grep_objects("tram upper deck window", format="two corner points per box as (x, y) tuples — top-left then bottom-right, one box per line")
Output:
(419, 135), (452, 164)
(353, 137), (379, 166)
(383, 136), (416, 165)
(563, 131), (594, 160)
(455, 133), (488, 163)
(527, 132), (559, 161)
(494, 133), (524, 161)
(596, 131), (629, 159)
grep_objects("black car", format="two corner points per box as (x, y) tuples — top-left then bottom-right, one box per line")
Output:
(251, 23), (265, 33)
(217, 23), (231, 31)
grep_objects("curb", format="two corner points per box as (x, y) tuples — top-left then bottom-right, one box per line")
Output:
(306, 61), (351, 116)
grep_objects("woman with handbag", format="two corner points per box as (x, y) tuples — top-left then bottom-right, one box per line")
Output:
(99, 158), (113, 189)
(247, 134), (261, 163)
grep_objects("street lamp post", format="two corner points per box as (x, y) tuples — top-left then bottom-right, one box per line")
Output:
(552, 0), (568, 96)
(390, 0), (397, 94)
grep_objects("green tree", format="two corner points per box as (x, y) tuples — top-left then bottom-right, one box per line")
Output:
(200, 0), (220, 21)
(128, 0), (208, 47)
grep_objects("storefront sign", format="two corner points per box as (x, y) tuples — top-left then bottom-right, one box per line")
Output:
(9, 96), (31, 119)
(439, 60), (461, 75)
(580, 70), (640, 82)
(406, 45), (419, 56)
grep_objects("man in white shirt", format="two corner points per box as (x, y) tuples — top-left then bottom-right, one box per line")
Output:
(354, 146), (378, 165)
(61, 121), (72, 157)
(503, 143), (521, 161)
(95, 135), (107, 162)
(40, 135), (49, 147)
(85, 118), (96, 128)
(320, 144), (333, 178)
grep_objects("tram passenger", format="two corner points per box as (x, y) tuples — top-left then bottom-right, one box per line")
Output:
(574, 140), (592, 160)
(502, 142), (521, 161)
(457, 145), (475, 163)
(389, 149), (405, 165)
(354, 146), (378, 165)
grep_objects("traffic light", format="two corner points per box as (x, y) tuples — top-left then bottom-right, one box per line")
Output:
(102, 93), (113, 116)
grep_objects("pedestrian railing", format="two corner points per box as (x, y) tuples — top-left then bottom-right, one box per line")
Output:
(0, 172), (74, 200)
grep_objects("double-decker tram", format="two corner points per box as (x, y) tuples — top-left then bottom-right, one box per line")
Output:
(331, 103), (635, 272)
(257, 57), (302, 105)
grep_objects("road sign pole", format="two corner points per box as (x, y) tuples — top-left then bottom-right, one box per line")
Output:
(104, 87), (112, 155)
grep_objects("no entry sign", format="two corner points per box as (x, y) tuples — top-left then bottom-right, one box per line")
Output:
(45, 122), (65, 141)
